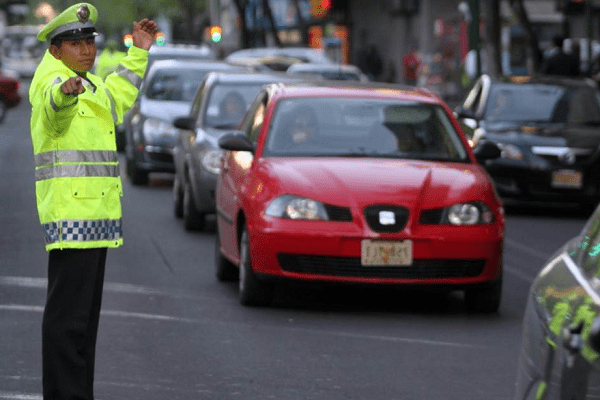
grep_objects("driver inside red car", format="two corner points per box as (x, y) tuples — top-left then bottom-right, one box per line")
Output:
(277, 105), (319, 149)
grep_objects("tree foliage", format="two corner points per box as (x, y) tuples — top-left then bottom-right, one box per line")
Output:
(26, 0), (208, 41)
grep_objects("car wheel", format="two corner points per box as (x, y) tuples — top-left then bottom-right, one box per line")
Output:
(0, 101), (7, 123)
(215, 226), (238, 281)
(465, 275), (502, 313)
(173, 173), (184, 218)
(127, 158), (149, 185)
(239, 227), (273, 306)
(183, 177), (205, 231)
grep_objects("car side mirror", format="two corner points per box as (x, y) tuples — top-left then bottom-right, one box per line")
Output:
(454, 106), (477, 120)
(173, 116), (195, 131)
(218, 131), (255, 153)
(473, 140), (501, 162)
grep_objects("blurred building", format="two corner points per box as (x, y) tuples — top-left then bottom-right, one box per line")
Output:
(208, 0), (600, 98)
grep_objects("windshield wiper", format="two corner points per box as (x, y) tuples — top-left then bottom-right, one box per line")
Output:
(331, 148), (386, 157)
(209, 123), (239, 129)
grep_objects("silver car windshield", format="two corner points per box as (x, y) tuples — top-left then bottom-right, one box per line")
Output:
(204, 84), (269, 129)
(263, 98), (469, 162)
(145, 69), (208, 102)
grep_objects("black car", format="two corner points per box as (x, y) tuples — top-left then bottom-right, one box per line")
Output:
(124, 59), (243, 185)
(455, 74), (600, 211)
(513, 204), (600, 400)
(172, 70), (300, 230)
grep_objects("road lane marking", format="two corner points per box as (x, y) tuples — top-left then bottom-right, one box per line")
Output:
(0, 276), (168, 296)
(504, 238), (550, 261)
(503, 263), (536, 283)
(0, 305), (195, 323)
(0, 394), (41, 400)
(0, 303), (487, 349)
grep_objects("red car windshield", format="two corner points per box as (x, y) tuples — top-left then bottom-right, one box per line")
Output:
(263, 98), (469, 162)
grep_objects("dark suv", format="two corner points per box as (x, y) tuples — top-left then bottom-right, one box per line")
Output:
(456, 74), (600, 211)
(124, 59), (242, 185)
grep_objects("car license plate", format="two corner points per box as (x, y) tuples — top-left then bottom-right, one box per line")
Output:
(551, 170), (582, 189)
(361, 240), (412, 266)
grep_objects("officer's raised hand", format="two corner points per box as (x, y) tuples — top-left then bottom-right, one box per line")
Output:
(132, 18), (158, 51)
(61, 76), (85, 96)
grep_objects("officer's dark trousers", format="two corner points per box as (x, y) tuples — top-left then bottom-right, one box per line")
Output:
(42, 248), (107, 400)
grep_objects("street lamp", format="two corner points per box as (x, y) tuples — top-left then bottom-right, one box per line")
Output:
(458, 1), (481, 78)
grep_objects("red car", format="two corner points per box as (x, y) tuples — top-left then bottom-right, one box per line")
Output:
(0, 71), (21, 122)
(215, 82), (505, 312)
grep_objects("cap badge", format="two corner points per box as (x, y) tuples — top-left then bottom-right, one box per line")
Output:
(77, 5), (90, 23)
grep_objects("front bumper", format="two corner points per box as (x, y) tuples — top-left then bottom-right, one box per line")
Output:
(248, 218), (504, 286)
(487, 163), (600, 205)
(133, 144), (175, 173)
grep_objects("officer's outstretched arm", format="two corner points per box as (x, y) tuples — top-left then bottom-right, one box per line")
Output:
(41, 77), (81, 136)
(60, 77), (85, 96)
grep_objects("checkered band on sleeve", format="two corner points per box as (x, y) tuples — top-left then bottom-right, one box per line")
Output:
(43, 219), (122, 244)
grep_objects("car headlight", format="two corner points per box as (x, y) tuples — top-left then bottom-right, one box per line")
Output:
(265, 195), (329, 221)
(142, 118), (178, 144)
(201, 149), (224, 175)
(421, 202), (494, 225)
(497, 143), (524, 161)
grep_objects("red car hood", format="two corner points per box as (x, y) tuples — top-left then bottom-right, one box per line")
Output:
(257, 158), (494, 208)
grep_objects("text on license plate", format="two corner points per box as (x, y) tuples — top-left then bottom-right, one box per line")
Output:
(361, 240), (413, 266)
(551, 170), (582, 189)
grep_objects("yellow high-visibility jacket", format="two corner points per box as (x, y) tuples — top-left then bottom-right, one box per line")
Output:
(95, 48), (127, 80)
(29, 45), (148, 251)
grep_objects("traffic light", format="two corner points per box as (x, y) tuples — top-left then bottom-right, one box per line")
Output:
(209, 25), (222, 43)
(123, 34), (133, 48)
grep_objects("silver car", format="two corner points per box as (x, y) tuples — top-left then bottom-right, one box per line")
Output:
(172, 70), (300, 230)
(286, 63), (369, 82)
(514, 205), (600, 399)
(124, 59), (243, 185)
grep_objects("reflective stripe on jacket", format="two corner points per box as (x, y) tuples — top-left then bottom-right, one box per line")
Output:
(29, 45), (148, 251)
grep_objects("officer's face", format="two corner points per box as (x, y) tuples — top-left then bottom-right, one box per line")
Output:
(50, 37), (97, 74)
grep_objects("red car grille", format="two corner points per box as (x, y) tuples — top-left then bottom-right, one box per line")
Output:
(324, 204), (352, 221)
(278, 254), (486, 279)
(364, 205), (409, 233)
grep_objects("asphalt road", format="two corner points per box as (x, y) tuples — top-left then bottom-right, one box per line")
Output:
(0, 90), (590, 400)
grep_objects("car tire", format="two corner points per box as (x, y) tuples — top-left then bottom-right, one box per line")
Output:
(183, 178), (205, 231)
(215, 226), (238, 281)
(239, 227), (273, 306)
(173, 173), (184, 218)
(465, 275), (502, 313)
(127, 158), (149, 185)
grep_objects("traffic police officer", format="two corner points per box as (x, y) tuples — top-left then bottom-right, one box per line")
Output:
(95, 38), (126, 80)
(29, 3), (156, 399)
